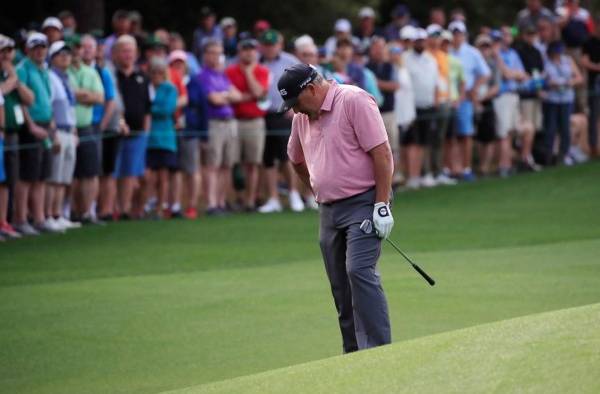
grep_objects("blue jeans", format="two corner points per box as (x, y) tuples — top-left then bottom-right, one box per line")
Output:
(542, 102), (572, 164)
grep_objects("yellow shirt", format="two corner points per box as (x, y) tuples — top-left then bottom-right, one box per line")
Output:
(429, 49), (450, 103)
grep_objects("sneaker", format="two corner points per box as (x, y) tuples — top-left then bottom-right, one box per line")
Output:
(289, 190), (305, 212)
(569, 146), (589, 164)
(0, 222), (22, 239)
(81, 214), (106, 226)
(420, 173), (438, 188)
(518, 157), (542, 173)
(305, 195), (319, 211)
(205, 207), (225, 217)
(563, 155), (575, 166)
(14, 222), (40, 236)
(498, 167), (512, 178)
(56, 217), (82, 230)
(37, 219), (66, 233)
(405, 177), (421, 190)
(184, 207), (198, 219)
(435, 173), (458, 186)
(461, 169), (477, 182)
(258, 198), (283, 213)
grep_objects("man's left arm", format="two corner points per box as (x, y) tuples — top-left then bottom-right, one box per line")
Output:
(368, 142), (393, 204)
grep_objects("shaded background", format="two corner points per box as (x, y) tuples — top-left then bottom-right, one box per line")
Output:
(2, 0), (599, 45)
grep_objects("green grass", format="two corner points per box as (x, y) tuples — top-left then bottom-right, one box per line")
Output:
(0, 162), (599, 393)
(170, 302), (600, 394)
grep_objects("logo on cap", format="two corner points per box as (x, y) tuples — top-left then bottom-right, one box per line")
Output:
(279, 88), (287, 97)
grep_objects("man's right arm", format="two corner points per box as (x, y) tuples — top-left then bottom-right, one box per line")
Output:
(292, 161), (312, 194)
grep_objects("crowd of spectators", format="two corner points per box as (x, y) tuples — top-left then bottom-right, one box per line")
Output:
(0, 0), (599, 240)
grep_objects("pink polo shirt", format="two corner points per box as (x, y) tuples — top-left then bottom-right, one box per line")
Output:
(287, 81), (390, 203)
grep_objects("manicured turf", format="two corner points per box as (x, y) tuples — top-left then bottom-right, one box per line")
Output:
(1, 162), (599, 393)
(170, 302), (600, 394)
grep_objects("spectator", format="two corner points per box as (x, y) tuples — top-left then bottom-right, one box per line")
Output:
(252, 20), (271, 40)
(220, 17), (238, 62)
(68, 35), (104, 223)
(258, 29), (304, 213)
(0, 89), (6, 241)
(474, 34), (500, 176)
(324, 19), (359, 59)
(449, 20), (491, 181)
(542, 41), (583, 165)
(516, 0), (555, 32)
(400, 25), (416, 50)
(169, 32), (200, 77)
(103, 10), (132, 60)
(430, 7), (447, 27)
(41, 17), (64, 45)
(58, 10), (77, 37)
(536, 17), (559, 58)
(145, 57), (178, 218)
(15, 33), (61, 234)
(513, 23), (546, 170)
(47, 41), (80, 230)
(129, 11), (145, 39)
(91, 36), (121, 221)
(384, 4), (412, 41)
(198, 39), (242, 215)
(402, 28), (439, 189)
(581, 14), (600, 157)
(225, 39), (270, 211)
(112, 34), (151, 219)
(0, 35), (32, 238)
(366, 37), (401, 182)
(450, 8), (467, 23)
(355, 7), (382, 55)
(493, 26), (532, 177)
(192, 6), (223, 64)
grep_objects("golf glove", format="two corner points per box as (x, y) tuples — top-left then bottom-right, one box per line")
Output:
(373, 202), (394, 239)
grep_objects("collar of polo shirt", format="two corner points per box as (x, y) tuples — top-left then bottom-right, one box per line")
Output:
(319, 81), (337, 113)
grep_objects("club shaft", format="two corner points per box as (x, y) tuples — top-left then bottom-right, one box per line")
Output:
(385, 238), (436, 286)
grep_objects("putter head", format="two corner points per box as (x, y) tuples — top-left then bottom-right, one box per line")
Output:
(360, 219), (373, 234)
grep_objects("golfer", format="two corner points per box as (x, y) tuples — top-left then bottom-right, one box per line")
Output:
(279, 64), (394, 352)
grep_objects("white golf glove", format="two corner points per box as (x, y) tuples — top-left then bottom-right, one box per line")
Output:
(373, 202), (394, 239)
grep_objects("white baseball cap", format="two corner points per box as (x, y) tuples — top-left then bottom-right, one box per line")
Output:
(42, 17), (63, 31)
(0, 34), (15, 50)
(168, 49), (187, 64)
(334, 19), (352, 33)
(449, 20), (467, 34)
(48, 40), (70, 58)
(426, 24), (443, 37)
(440, 30), (453, 42)
(400, 25), (416, 41)
(294, 34), (315, 50)
(358, 7), (376, 19)
(414, 28), (428, 41)
(26, 32), (48, 49)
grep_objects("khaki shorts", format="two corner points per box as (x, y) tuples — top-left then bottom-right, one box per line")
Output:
(206, 119), (238, 167)
(520, 98), (542, 132)
(381, 111), (399, 159)
(237, 118), (266, 165)
(49, 130), (77, 185)
(493, 93), (522, 139)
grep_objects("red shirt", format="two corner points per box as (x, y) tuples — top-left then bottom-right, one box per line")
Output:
(168, 67), (188, 124)
(225, 63), (270, 119)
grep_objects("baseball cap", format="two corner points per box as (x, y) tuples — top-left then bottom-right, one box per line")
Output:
(426, 24), (443, 37)
(489, 29), (503, 42)
(474, 34), (492, 47)
(358, 7), (376, 19)
(42, 17), (63, 31)
(400, 25), (416, 41)
(48, 40), (71, 58)
(414, 28), (428, 41)
(0, 35), (15, 50)
(200, 6), (215, 18)
(334, 19), (352, 33)
(294, 34), (315, 50)
(220, 17), (236, 29)
(239, 38), (259, 49)
(260, 29), (279, 45)
(65, 33), (81, 47)
(449, 20), (467, 34)
(440, 30), (453, 42)
(26, 32), (48, 49)
(277, 63), (319, 112)
(254, 20), (271, 32)
(168, 49), (187, 64)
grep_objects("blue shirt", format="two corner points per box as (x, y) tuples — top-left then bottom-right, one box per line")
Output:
(185, 74), (209, 140)
(499, 48), (526, 94)
(93, 65), (116, 126)
(544, 56), (575, 104)
(149, 81), (178, 151)
(451, 43), (491, 92)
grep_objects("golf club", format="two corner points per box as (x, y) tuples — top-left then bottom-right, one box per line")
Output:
(360, 219), (436, 286)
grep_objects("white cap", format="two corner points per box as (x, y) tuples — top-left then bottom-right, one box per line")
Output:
(426, 24), (443, 37)
(220, 17), (236, 28)
(294, 34), (315, 50)
(42, 17), (63, 31)
(334, 18), (352, 33)
(168, 49), (187, 64)
(440, 30), (453, 42)
(48, 40), (70, 58)
(448, 20), (467, 34)
(358, 7), (376, 19)
(0, 34), (15, 50)
(26, 32), (48, 49)
(400, 25), (416, 41)
(414, 28), (428, 41)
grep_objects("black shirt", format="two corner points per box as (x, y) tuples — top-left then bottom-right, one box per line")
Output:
(583, 37), (600, 90)
(116, 69), (151, 131)
(513, 40), (545, 99)
(365, 61), (395, 112)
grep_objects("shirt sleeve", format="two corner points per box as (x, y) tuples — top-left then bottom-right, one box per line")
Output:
(89, 70), (105, 96)
(346, 89), (388, 152)
(102, 69), (116, 101)
(475, 50), (491, 79)
(287, 115), (305, 164)
(257, 67), (270, 90)
(16, 64), (27, 86)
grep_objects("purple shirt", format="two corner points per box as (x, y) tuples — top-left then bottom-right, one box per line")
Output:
(198, 67), (234, 119)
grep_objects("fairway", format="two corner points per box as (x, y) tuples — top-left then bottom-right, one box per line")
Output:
(1, 162), (600, 394)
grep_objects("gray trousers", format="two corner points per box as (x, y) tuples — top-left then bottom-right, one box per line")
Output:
(319, 188), (391, 353)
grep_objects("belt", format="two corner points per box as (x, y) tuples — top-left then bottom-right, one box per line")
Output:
(320, 187), (376, 207)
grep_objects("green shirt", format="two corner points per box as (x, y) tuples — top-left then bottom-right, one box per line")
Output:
(448, 55), (465, 102)
(0, 71), (25, 132)
(16, 57), (52, 123)
(68, 63), (104, 128)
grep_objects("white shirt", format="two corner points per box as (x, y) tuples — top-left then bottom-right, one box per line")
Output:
(393, 66), (416, 128)
(403, 50), (438, 109)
